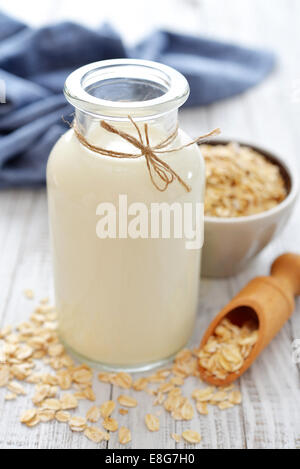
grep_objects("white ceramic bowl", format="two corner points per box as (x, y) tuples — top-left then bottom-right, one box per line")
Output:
(201, 140), (299, 278)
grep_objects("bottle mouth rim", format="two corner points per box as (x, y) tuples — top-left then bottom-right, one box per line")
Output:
(64, 59), (190, 119)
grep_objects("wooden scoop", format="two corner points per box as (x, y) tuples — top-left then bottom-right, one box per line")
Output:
(198, 253), (300, 386)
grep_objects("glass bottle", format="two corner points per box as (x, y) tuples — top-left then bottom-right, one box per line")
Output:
(47, 59), (205, 371)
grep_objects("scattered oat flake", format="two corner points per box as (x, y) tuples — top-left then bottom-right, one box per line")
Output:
(32, 385), (54, 405)
(86, 405), (101, 423)
(0, 366), (10, 387)
(222, 384), (235, 392)
(218, 401), (234, 410)
(41, 398), (61, 411)
(57, 373), (72, 390)
(119, 426), (131, 445)
(55, 410), (70, 423)
(83, 387), (96, 401)
(48, 343), (64, 357)
(159, 382), (174, 393)
(84, 426), (106, 443)
(100, 400), (115, 418)
(180, 400), (194, 420)
(40, 297), (49, 305)
(60, 393), (78, 410)
(20, 409), (37, 424)
(69, 416), (86, 426)
(164, 391), (183, 413)
(119, 408), (128, 416)
(133, 377), (148, 391)
(24, 289), (34, 299)
(117, 395), (138, 408)
(170, 376), (184, 386)
(0, 325), (12, 338)
(171, 433), (181, 443)
(196, 402), (209, 415)
(175, 349), (192, 362)
(73, 367), (93, 384)
(69, 416), (87, 431)
(98, 372), (114, 383)
(153, 392), (165, 406)
(192, 387), (215, 402)
(112, 372), (132, 389)
(26, 415), (40, 427)
(16, 345), (33, 360)
(6, 333), (19, 344)
(103, 417), (118, 432)
(211, 391), (228, 403)
(74, 391), (86, 400)
(5, 392), (17, 401)
(182, 430), (202, 444)
(7, 381), (26, 395)
(38, 409), (55, 422)
(145, 413), (160, 432)
(229, 390), (242, 405)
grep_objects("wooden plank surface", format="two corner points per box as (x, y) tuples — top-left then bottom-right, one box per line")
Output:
(0, 0), (299, 449)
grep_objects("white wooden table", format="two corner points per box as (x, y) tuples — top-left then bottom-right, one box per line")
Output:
(0, 0), (300, 449)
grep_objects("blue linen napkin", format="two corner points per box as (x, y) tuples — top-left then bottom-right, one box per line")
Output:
(0, 12), (275, 188)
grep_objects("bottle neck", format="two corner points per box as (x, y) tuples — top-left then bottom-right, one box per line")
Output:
(74, 109), (179, 140)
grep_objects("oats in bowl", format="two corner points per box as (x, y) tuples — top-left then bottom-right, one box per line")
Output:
(200, 140), (298, 277)
(201, 142), (287, 218)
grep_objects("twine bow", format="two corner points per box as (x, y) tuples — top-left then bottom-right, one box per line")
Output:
(73, 116), (220, 192)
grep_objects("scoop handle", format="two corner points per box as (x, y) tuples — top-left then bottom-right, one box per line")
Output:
(271, 253), (300, 297)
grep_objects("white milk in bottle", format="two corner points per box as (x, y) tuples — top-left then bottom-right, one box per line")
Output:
(47, 59), (205, 371)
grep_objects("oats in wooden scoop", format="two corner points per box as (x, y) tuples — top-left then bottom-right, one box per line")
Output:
(197, 318), (258, 381)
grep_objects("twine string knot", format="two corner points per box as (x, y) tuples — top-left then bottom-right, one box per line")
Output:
(73, 115), (220, 192)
